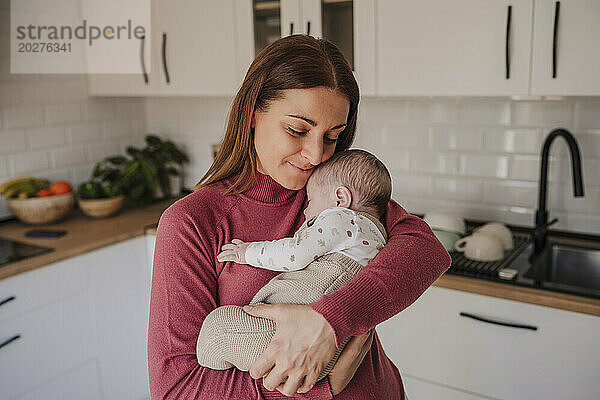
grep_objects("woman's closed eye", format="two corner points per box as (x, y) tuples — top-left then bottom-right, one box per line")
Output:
(287, 126), (338, 144)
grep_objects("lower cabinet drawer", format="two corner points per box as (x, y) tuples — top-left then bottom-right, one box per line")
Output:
(12, 358), (102, 400)
(403, 375), (491, 400)
(0, 290), (96, 399)
(378, 286), (600, 400)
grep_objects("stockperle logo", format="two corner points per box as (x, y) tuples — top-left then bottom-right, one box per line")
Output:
(11, 0), (151, 74)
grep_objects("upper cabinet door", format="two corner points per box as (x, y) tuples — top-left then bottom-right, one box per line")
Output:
(86, 0), (160, 96)
(376, 0), (533, 96)
(156, 0), (241, 96)
(531, 0), (600, 96)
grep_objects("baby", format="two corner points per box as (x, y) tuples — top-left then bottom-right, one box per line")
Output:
(196, 149), (392, 381)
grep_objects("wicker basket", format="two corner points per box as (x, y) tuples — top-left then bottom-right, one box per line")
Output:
(77, 195), (125, 218)
(7, 192), (75, 225)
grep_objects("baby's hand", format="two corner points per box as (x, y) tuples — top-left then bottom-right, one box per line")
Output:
(217, 239), (249, 264)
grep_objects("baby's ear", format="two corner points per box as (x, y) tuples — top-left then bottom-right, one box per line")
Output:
(335, 186), (352, 208)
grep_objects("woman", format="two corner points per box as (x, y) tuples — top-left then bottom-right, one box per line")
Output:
(148, 35), (451, 399)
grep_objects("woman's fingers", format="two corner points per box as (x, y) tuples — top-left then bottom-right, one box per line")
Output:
(261, 366), (288, 391)
(242, 304), (280, 320)
(278, 373), (305, 397)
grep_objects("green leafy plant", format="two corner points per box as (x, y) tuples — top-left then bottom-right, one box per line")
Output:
(86, 135), (188, 206)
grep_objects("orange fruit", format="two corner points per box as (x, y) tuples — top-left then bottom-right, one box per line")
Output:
(49, 181), (72, 195)
(37, 189), (53, 197)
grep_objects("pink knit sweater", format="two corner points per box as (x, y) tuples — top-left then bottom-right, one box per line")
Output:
(148, 172), (451, 399)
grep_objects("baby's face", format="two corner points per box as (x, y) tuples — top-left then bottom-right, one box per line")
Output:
(304, 175), (338, 220)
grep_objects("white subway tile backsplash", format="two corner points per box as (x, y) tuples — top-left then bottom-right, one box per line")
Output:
(410, 151), (458, 175)
(484, 128), (541, 154)
(0, 83), (22, 106)
(83, 100), (116, 121)
(459, 154), (509, 178)
(510, 155), (540, 181)
(566, 213), (600, 235)
(409, 101), (459, 124)
(0, 156), (8, 176)
(483, 180), (538, 208)
(8, 151), (49, 174)
(359, 98), (410, 122)
(27, 126), (66, 149)
(384, 125), (430, 149)
(576, 131), (600, 159)
(2, 106), (44, 129)
(50, 146), (87, 169)
(85, 142), (123, 164)
(44, 103), (82, 125)
(512, 101), (574, 128)
(433, 127), (482, 151)
(575, 102), (600, 129)
(70, 165), (94, 186)
(103, 120), (132, 139)
(434, 177), (483, 202)
(550, 185), (599, 214)
(67, 123), (103, 144)
(391, 173), (432, 198)
(379, 149), (410, 172)
(0, 129), (27, 153)
(459, 100), (510, 126)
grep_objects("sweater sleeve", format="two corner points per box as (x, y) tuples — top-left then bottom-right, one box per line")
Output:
(309, 200), (452, 347)
(148, 199), (332, 400)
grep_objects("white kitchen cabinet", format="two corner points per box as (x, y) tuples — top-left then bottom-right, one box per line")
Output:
(88, 0), (252, 96)
(12, 359), (102, 400)
(377, 286), (600, 400)
(87, 236), (151, 400)
(531, 0), (600, 95)
(0, 265), (96, 399)
(402, 375), (490, 400)
(376, 0), (533, 96)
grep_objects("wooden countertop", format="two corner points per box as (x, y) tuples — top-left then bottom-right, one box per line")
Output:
(2, 201), (599, 318)
(0, 198), (176, 281)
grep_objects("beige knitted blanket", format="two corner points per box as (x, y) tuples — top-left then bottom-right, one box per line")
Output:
(196, 212), (387, 382)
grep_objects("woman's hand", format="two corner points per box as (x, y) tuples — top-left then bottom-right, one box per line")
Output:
(243, 303), (337, 397)
(328, 329), (374, 395)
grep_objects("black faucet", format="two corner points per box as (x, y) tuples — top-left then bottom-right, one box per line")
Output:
(532, 128), (584, 256)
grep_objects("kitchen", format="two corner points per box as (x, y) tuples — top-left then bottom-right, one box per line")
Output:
(1, 0), (600, 399)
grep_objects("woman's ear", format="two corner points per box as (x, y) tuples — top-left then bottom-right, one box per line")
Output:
(335, 186), (352, 208)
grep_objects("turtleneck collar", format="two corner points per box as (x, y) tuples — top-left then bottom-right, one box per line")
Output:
(237, 172), (300, 205)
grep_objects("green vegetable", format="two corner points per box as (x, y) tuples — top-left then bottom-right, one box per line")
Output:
(102, 183), (122, 198)
(78, 181), (103, 199)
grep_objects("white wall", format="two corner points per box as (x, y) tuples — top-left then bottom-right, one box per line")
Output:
(0, 0), (146, 218)
(146, 96), (600, 235)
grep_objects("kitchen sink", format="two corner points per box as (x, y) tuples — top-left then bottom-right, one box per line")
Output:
(524, 243), (600, 291)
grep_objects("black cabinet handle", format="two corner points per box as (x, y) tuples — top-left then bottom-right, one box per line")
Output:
(460, 312), (538, 331)
(162, 33), (170, 84)
(552, 1), (560, 79)
(0, 334), (21, 350)
(140, 35), (148, 84)
(505, 5), (512, 79)
(306, 21), (311, 36)
(289, 22), (294, 35)
(0, 295), (16, 307)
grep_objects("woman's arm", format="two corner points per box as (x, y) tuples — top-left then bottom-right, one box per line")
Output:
(309, 199), (452, 346)
(148, 202), (333, 399)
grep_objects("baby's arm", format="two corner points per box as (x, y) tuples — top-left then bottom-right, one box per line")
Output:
(217, 208), (359, 272)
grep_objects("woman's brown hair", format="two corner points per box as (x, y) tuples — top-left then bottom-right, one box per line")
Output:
(193, 34), (360, 195)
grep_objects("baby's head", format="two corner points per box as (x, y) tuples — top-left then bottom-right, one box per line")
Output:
(304, 149), (392, 220)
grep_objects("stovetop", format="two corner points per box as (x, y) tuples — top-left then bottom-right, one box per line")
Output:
(0, 237), (53, 268)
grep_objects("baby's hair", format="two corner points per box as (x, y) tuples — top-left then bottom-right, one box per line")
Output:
(311, 149), (392, 218)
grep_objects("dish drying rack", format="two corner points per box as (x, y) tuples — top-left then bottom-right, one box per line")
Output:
(447, 235), (530, 279)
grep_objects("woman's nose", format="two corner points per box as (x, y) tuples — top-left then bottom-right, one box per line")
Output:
(301, 135), (324, 165)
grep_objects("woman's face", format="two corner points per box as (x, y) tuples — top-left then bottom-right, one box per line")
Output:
(253, 87), (350, 190)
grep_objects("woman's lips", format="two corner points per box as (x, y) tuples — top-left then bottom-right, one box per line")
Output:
(288, 162), (313, 173)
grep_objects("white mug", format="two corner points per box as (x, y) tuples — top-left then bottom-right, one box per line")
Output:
(454, 234), (504, 262)
(474, 222), (514, 250)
